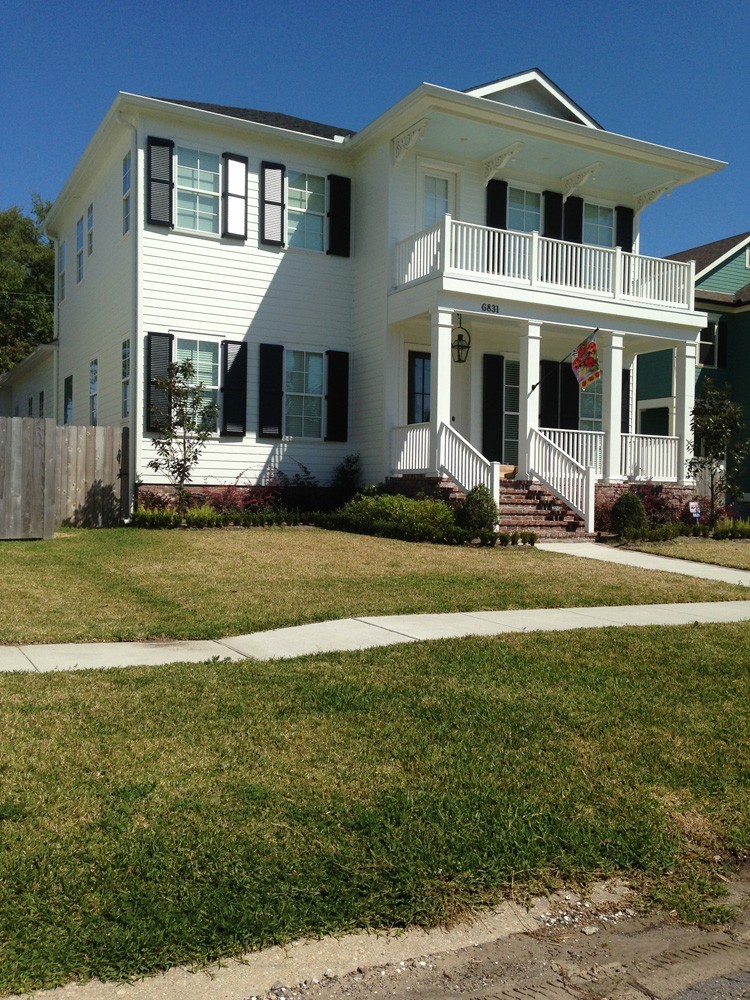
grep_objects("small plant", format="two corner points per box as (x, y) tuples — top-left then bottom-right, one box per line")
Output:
(454, 484), (499, 542)
(611, 490), (649, 539)
(269, 461), (322, 513)
(519, 530), (538, 546)
(318, 492), (462, 544)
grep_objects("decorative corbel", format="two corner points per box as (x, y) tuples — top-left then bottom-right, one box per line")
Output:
(392, 119), (429, 165)
(634, 181), (676, 213)
(562, 161), (604, 202)
(482, 142), (523, 186)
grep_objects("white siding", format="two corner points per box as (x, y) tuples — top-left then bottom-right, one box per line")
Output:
(0, 350), (56, 418)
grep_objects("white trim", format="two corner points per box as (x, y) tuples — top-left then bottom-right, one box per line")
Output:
(693, 233), (750, 281)
(464, 69), (601, 129)
(637, 397), (674, 436)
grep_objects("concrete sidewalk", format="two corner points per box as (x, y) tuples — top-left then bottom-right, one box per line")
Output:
(2, 543), (749, 673)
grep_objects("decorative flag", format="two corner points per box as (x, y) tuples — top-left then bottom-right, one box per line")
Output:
(571, 333), (601, 391)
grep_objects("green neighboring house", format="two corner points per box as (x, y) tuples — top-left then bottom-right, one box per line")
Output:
(637, 230), (750, 497)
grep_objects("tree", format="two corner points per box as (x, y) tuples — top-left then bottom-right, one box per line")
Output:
(147, 359), (219, 515)
(0, 196), (55, 373)
(688, 378), (749, 526)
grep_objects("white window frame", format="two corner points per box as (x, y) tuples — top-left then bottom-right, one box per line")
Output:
(578, 376), (603, 431)
(76, 217), (84, 282)
(89, 359), (98, 426)
(284, 348), (325, 438)
(583, 202), (614, 248)
(174, 334), (220, 431)
(58, 240), (66, 302)
(286, 170), (327, 251)
(698, 317), (720, 369)
(121, 339), (130, 419)
(507, 186), (542, 234)
(175, 146), (221, 235)
(122, 152), (131, 235)
(87, 203), (94, 256)
(746, 247), (750, 269)
(417, 160), (458, 231)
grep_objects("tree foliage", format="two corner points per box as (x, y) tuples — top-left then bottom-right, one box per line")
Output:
(0, 197), (55, 373)
(688, 378), (749, 525)
(147, 359), (219, 515)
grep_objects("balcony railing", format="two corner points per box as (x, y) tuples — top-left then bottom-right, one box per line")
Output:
(394, 217), (694, 310)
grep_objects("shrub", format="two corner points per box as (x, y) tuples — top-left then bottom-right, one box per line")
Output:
(610, 491), (649, 539)
(135, 488), (173, 512)
(130, 508), (181, 529)
(318, 493), (462, 544)
(184, 504), (220, 528)
(454, 484), (499, 542)
(519, 530), (538, 546)
(268, 461), (323, 513)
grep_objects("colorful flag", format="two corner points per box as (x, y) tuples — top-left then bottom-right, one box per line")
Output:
(571, 333), (601, 391)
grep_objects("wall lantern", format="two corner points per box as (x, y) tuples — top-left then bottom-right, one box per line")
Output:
(451, 315), (472, 363)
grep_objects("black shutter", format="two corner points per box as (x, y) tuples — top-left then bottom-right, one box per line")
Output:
(327, 175), (351, 257)
(482, 354), (504, 462)
(222, 153), (248, 239)
(560, 361), (580, 429)
(146, 332), (173, 431)
(486, 179), (508, 229)
(615, 206), (634, 253)
(258, 343), (284, 438)
(325, 350), (349, 441)
(717, 319), (728, 368)
(621, 369), (631, 434)
(542, 192), (563, 239)
(539, 360), (560, 428)
(563, 196), (583, 244)
(147, 137), (174, 228)
(221, 341), (247, 436)
(261, 162), (285, 246)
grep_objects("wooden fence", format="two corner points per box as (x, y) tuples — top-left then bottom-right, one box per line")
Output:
(0, 418), (129, 540)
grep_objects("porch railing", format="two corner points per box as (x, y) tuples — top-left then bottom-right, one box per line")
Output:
(540, 428), (604, 476)
(394, 217), (694, 310)
(391, 422), (431, 473)
(437, 423), (500, 500)
(620, 434), (679, 482)
(528, 428), (595, 532)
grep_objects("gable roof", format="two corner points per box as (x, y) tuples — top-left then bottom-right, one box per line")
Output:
(463, 68), (603, 129)
(667, 230), (750, 279)
(150, 98), (355, 140)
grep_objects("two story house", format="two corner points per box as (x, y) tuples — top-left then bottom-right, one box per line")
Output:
(0, 69), (725, 530)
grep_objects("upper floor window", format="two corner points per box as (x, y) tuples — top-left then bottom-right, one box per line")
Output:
(583, 204), (614, 248)
(423, 174), (451, 229)
(87, 204), (94, 255)
(176, 147), (220, 234)
(698, 318), (727, 369)
(76, 218), (84, 282)
(122, 152), (131, 234)
(285, 350), (324, 437)
(58, 240), (66, 302)
(175, 337), (219, 430)
(89, 359), (98, 425)
(508, 188), (541, 234)
(287, 172), (325, 250)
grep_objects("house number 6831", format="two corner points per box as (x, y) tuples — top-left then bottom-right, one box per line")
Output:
(481, 303), (500, 314)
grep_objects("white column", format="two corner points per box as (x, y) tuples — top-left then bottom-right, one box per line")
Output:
(429, 307), (453, 473)
(675, 339), (697, 484)
(600, 331), (624, 483)
(518, 320), (541, 478)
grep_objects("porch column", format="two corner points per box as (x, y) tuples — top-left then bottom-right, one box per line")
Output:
(600, 331), (624, 483)
(429, 306), (453, 474)
(518, 320), (541, 478)
(675, 339), (697, 485)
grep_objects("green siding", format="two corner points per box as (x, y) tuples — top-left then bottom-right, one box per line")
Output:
(636, 349), (673, 401)
(698, 246), (750, 293)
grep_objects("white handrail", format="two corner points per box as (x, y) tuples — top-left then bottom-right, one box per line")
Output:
(437, 423), (491, 492)
(528, 428), (595, 532)
(540, 428), (604, 476)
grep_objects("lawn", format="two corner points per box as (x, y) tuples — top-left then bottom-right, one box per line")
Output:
(634, 537), (750, 571)
(0, 528), (747, 645)
(0, 624), (748, 994)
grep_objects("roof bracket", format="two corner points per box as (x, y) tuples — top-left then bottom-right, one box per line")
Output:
(635, 181), (676, 213)
(562, 161), (603, 202)
(392, 119), (429, 165)
(483, 142), (523, 186)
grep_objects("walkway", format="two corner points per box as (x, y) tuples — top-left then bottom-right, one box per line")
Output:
(2, 543), (749, 673)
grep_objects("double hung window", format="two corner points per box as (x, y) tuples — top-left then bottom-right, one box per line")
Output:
(579, 377), (602, 431)
(87, 204), (94, 255)
(260, 162), (351, 256)
(58, 241), (66, 302)
(176, 148), (221, 234)
(285, 350), (324, 437)
(583, 204), (614, 247)
(175, 337), (220, 429)
(287, 172), (325, 250)
(508, 188), (541, 233)
(122, 152), (131, 234)
(76, 218), (84, 282)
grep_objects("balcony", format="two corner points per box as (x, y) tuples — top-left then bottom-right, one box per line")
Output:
(393, 217), (694, 311)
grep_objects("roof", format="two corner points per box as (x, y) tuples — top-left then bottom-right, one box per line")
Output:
(695, 282), (750, 309)
(667, 230), (750, 275)
(463, 67), (604, 129)
(151, 98), (355, 140)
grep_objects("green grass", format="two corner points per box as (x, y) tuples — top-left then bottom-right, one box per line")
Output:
(634, 537), (750, 571)
(0, 528), (747, 644)
(1, 624), (749, 993)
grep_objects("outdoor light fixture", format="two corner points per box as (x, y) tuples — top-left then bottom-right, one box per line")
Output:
(451, 315), (471, 363)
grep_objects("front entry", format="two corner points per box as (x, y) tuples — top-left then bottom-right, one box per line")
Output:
(482, 354), (520, 465)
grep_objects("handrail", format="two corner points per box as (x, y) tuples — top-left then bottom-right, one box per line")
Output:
(528, 428), (595, 533)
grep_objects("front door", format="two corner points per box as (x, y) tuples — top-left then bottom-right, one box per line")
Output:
(482, 354), (520, 465)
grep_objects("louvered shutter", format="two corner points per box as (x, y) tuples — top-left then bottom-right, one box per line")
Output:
(325, 350), (349, 441)
(147, 138), (174, 228)
(717, 319), (728, 368)
(482, 354), (504, 462)
(615, 206), (634, 253)
(563, 196), (583, 244)
(542, 192), (563, 239)
(222, 154), (248, 239)
(261, 162), (285, 246)
(146, 332), (173, 431)
(327, 175), (351, 257)
(221, 341), (247, 436)
(258, 343), (284, 437)
(486, 179), (508, 229)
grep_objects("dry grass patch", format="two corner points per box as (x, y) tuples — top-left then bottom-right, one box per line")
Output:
(634, 537), (750, 571)
(0, 527), (747, 644)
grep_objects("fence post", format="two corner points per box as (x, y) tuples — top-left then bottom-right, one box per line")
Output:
(584, 465), (596, 534)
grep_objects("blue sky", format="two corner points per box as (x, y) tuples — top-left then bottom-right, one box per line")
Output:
(2, 0), (747, 257)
